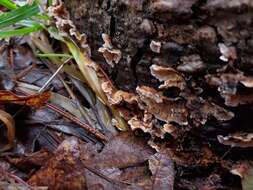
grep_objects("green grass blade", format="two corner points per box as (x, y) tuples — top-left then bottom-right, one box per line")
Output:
(0, 2), (40, 29)
(47, 0), (53, 7)
(0, 0), (17, 10)
(37, 53), (73, 58)
(0, 25), (43, 38)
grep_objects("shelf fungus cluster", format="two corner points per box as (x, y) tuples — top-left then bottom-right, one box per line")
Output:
(102, 63), (234, 143)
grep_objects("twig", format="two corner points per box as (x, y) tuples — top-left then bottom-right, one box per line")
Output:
(43, 59), (96, 128)
(46, 103), (108, 142)
(81, 161), (133, 187)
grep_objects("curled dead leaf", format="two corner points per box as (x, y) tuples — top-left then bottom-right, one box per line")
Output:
(150, 64), (186, 90)
(218, 133), (253, 148)
(98, 34), (122, 67)
(0, 109), (15, 152)
(0, 90), (50, 107)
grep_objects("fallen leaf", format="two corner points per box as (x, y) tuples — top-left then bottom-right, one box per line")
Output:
(87, 132), (155, 169)
(7, 149), (52, 171)
(83, 132), (155, 189)
(149, 152), (175, 190)
(28, 137), (86, 190)
(0, 90), (50, 107)
(149, 141), (218, 167)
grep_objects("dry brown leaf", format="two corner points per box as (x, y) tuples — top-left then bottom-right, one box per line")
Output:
(149, 152), (175, 190)
(218, 133), (253, 148)
(0, 109), (15, 152)
(150, 65), (186, 90)
(0, 90), (50, 107)
(83, 132), (155, 189)
(7, 149), (52, 170)
(28, 137), (86, 190)
(136, 86), (188, 125)
(87, 132), (155, 169)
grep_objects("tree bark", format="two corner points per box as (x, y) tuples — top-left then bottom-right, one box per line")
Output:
(65, 0), (253, 91)
(64, 1), (253, 189)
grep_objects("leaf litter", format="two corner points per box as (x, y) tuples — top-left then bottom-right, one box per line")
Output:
(0, 0), (252, 189)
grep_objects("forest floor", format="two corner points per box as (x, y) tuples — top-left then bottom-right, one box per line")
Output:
(0, 0), (253, 189)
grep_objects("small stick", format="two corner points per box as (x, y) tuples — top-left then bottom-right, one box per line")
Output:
(81, 161), (132, 186)
(46, 103), (108, 142)
(43, 60), (95, 127)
